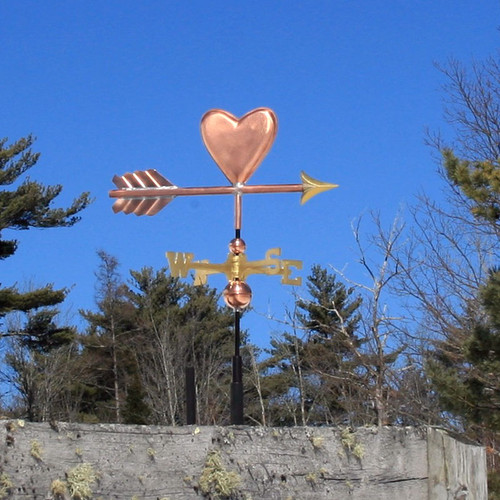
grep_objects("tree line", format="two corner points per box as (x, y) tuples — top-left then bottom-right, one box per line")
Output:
(0, 56), (499, 493)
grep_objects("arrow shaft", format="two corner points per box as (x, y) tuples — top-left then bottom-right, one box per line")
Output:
(110, 170), (337, 216)
(109, 183), (303, 200)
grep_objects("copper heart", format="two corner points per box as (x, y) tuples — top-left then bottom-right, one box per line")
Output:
(201, 108), (278, 185)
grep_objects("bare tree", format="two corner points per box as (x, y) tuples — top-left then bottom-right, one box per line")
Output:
(436, 57), (500, 162)
(428, 57), (500, 240)
(135, 312), (181, 425)
(244, 344), (267, 426)
(129, 269), (234, 426)
(327, 213), (409, 426)
(2, 327), (84, 421)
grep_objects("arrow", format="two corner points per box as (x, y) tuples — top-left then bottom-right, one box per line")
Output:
(109, 169), (338, 216)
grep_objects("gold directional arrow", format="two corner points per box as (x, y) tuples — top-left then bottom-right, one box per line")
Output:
(167, 247), (302, 286)
(108, 107), (339, 425)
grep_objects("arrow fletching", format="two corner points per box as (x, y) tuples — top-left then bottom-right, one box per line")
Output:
(110, 169), (176, 216)
(110, 169), (338, 215)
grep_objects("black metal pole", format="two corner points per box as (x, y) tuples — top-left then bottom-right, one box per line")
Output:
(185, 366), (196, 425)
(230, 309), (244, 424)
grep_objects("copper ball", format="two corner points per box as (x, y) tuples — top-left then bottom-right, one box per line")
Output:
(223, 280), (252, 310)
(228, 238), (246, 255)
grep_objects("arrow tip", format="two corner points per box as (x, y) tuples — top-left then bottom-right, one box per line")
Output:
(300, 171), (338, 204)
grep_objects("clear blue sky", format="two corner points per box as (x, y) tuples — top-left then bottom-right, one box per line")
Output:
(2, 1), (499, 346)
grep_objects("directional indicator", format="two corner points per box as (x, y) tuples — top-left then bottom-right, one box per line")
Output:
(108, 107), (339, 425)
(109, 169), (338, 216)
(167, 247), (302, 286)
(109, 107), (338, 231)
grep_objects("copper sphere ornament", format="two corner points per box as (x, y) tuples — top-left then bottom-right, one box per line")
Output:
(223, 280), (252, 311)
(229, 237), (246, 255)
(109, 108), (339, 426)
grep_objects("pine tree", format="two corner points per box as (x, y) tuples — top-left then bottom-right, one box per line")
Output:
(79, 251), (137, 423)
(123, 372), (151, 425)
(128, 267), (234, 425)
(443, 149), (500, 231)
(0, 135), (90, 421)
(0, 135), (91, 323)
(297, 264), (362, 344)
(266, 265), (364, 425)
(439, 142), (500, 433)
(14, 309), (76, 353)
(424, 56), (500, 491)
(428, 269), (500, 433)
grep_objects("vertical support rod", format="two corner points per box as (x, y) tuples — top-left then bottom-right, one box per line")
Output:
(231, 194), (243, 424)
(234, 192), (242, 233)
(231, 309), (244, 424)
(185, 366), (196, 425)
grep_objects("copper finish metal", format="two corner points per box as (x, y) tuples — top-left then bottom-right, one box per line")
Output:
(110, 169), (175, 216)
(223, 280), (252, 311)
(110, 181), (302, 199)
(109, 107), (336, 292)
(110, 108), (337, 217)
(201, 108), (278, 185)
(109, 170), (337, 216)
(109, 107), (338, 425)
(235, 193), (242, 230)
(228, 238), (246, 255)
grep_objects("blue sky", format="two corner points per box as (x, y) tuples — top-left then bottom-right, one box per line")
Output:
(2, 1), (499, 346)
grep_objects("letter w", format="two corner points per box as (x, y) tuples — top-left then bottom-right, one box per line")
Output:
(166, 252), (195, 278)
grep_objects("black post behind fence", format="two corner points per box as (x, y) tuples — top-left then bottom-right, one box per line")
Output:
(109, 108), (338, 428)
(230, 310), (244, 424)
(185, 366), (196, 425)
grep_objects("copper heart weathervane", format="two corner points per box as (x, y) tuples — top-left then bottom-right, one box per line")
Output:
(109, 107), (338, 424)
(110, 108), (337, 229)
(109, 107), (338, 308)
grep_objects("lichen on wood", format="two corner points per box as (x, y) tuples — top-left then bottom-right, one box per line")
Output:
(50, 478), (67, 499)
(0, 473), (13, 499)
(340, 427), (364, 459)
(66, 463), (99, 500)
(30, 439), (44, 461)
(198, 450), (242, 499)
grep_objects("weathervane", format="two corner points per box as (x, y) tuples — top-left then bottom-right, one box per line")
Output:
(109, 107), (337, 424)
